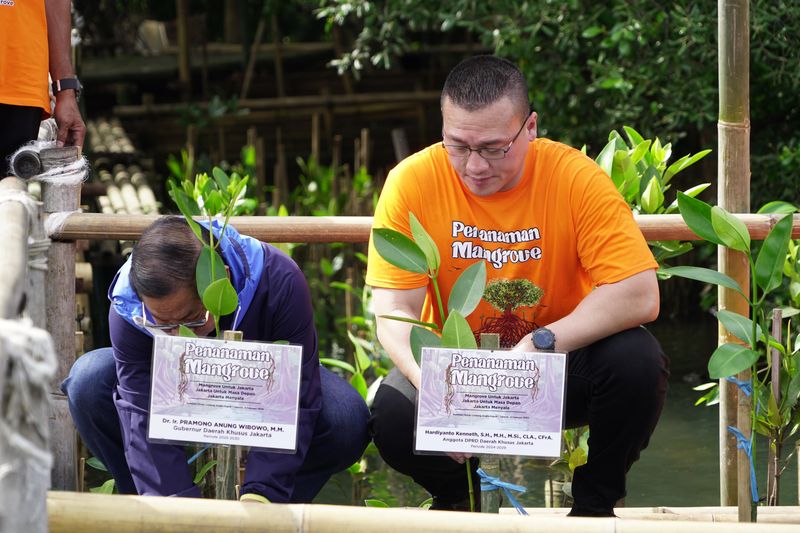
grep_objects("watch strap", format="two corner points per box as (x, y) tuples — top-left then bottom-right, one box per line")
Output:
(52, 78), (82, 99)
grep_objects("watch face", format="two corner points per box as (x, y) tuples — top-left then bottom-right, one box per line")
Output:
(533, 328), (555, 350)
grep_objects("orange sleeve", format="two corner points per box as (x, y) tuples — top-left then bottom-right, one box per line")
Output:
(366, 155), (431, 290)
(569, 155), (658, 285)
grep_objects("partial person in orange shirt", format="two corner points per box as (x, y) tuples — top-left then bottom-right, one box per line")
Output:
(0, 0), (85, 176)
(366, 55), (669, 516)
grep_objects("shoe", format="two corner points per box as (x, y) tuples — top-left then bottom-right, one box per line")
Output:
(567, 506), (616, 518)
(430, 496), (480, 512)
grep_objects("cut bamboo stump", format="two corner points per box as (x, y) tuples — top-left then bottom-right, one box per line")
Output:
(46, 492), (800, 533)
(43, 178), (81, 491)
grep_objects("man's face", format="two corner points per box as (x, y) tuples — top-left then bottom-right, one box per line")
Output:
(141, 284), (216, 337)
(441, 96), (537, 197)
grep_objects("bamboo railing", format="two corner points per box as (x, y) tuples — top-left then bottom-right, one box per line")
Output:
(46, 492), (800, 533)
(47, 212), (800, 243)
(0, 177), (50, 533)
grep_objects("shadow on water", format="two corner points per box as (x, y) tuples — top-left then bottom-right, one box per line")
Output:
(316, 317), (799, 508)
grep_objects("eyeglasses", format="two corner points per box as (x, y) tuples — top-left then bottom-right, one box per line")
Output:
(134, 302), (209, 331)
(441, 113), (531, 161)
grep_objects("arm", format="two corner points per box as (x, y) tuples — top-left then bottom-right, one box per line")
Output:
(372, 286), (427, 389)
(240, 257), (321, 502)
(514, 269), (659, 353)
(110, 310), (200, 497)
(45, 0), (85, 147)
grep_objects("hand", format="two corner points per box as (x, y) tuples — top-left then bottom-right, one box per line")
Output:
(446, 451), (472, 464)
(54, 92), (86, 149)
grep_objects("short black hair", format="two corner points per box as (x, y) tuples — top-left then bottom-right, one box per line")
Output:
(130, 216), (203, 298)
(441, 55), (530, 119)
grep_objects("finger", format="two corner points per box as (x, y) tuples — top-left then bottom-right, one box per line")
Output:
(56, 124), (68, 148)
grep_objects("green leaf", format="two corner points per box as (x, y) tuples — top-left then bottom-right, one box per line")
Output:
(348, 331), (371, 373)
(664, 149), (711, 184)
(767, 389), (783, 427)
(757, 201), (798, 214)
(665, 183), (710, 213)
(711, 206), (750, 252)
(178, 325), (198, 337)
(409, 212), (440, 273)
(319, 357), (356, 375)
(708, 343), (760, 379)
(350, 372), (368, 400)
(629, 140), (652, 165)
(595, 137), (616, 178)
(418, 497), (434, 510)
(581, 26), (604, 38)
(89, 479), (116, 494)
(660, 266), (746, 299)
(677, 192), (725, 246)
(212, 166), (230, 190)
(717, 310), (758, 347)
(754, 214), (793, 293)
(364, 499), (390, 508)
(372, 228), (428, 274)
(410, 326), (441, 364)
(692, 382), (718, 391)
(447, 261), (487, 317)
(202, 278), (239, 317)
(641, 176), (664, 214)
(441, 311), (477, 349)
(568, 447), (588, 472)
(622, 125), (645, 147)
(193, 459), (218, 484)
(196, 246), (227, 296)
(379, 314), (440, 331)
(86, 457), (108, 472)
(168, 183), (204, 243)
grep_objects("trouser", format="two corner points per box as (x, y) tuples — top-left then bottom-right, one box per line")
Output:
(0, 104), (41, 176)
(62, 347), (370, 502)
(369, 327), (669, 513)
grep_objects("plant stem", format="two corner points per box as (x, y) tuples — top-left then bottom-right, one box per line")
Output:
(466, 459), (475, 512)
(431, 276), (447, 326)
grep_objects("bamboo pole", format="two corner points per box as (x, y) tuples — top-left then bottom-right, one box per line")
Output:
(240, 7), (267, 101)
(0, 178), (30, 319)
(47, 213), (800, 244)
(176, 0), (191, 101)
(113, 91), (442, 116)
(767, 310), (782, 505)
(43, 178), (80, 491)
(46, 492), (800, 533)
(718, 0), (751, 520)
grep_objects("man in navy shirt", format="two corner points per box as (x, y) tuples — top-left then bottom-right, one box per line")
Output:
(62, 216), (369, 501)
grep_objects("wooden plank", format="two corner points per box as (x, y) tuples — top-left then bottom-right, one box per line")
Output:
(47, 213), (800, 243)
(43, 179), (80, 491)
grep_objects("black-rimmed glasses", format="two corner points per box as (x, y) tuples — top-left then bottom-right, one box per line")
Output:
(441, 113), (531, 161)
(134, 302), (209, 331)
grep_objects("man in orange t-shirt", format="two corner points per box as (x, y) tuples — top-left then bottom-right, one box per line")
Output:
(0, 0), (85, 176)
(366, 56), (668, 516)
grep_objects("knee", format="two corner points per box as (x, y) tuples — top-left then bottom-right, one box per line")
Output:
(62, 348), (115, 410)
(369, 380), (416, 463)
(318, 367), (369, 451)
(591, 328), (669, 397)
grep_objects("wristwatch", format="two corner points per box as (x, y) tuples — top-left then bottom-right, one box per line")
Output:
(52, 77), (83, 101)
(532, 327), (556, 351)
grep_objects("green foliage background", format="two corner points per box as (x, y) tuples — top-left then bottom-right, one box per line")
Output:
(317, 0), (800, 208)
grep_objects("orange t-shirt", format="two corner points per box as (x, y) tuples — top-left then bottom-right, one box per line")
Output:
(0, 0), (50, 112)
(366, 138), (657, 344)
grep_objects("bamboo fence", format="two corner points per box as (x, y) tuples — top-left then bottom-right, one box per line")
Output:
(46, 212), (800, 243)
(46, 492), (800, 533)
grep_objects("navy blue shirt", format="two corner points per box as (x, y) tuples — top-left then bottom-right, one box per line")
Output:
(110, 242), (321, 501)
